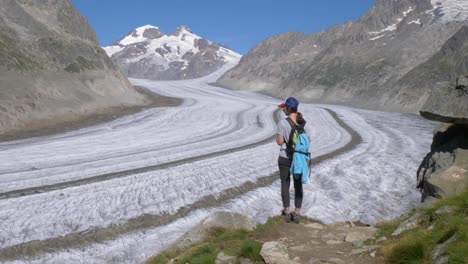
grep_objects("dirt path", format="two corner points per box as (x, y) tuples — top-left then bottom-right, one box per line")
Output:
(255, 217), (385, 264)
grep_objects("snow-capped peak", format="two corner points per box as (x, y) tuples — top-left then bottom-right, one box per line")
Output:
(172, 25), (193, 36)
(430, 0), (468, 22)
(116, 24), (163, 46)
(103, 24), (241, 80)
(137, 24), (159, 31)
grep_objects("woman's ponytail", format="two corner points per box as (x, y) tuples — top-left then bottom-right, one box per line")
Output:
(297, 112), (304, 123)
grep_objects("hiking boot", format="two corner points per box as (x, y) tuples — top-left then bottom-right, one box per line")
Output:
(291, 212), (300, 224)
(282, 210), (291, 223)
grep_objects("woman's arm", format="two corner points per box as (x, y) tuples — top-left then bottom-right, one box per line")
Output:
(276, 134), (284, 145)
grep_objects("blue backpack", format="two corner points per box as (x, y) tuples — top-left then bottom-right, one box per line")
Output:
(286, 118), (311, 184)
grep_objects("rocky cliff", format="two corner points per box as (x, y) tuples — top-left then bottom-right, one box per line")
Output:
(217, 0), (468, 113)
(417, 73), (468, 201)
(0, 0), (151, 139)
(103, 25), (241, 80)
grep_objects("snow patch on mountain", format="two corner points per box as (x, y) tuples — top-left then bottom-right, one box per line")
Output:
(408, 19), (422, 25)
(105, 45), (125, 57)
(119, 25), (160, 45)
(368, 7), (413, 36)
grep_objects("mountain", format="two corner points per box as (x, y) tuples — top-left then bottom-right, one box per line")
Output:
(216, 0), (468, 113)
(104, 25), (241, 80)
(0, 0), (152, 139)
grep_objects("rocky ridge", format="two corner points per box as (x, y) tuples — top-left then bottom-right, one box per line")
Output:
(216, 0), (468, 113)
(0, 0), (152, 139)
(103, 25), (241, 80)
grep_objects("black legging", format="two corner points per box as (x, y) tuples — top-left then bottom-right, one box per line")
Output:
(278, 156), (303, 209)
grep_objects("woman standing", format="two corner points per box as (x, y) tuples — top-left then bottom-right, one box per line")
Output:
(276, 97), (307, 223)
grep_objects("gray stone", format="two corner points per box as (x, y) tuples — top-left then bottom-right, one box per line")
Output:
(260, 241), (299, 264)
(326, 240), (343, 245)
(417, 123), (468, 201)
(350, 248), (368, 255)
(353, 240), (364, 247)
(239, 258), (255, 264)
(435, 206), (458, 215)
(305, 223), (325, 230)
(392, 212), (424, 236)
(345, 227), (378, 242)
(321, 233), (344, 241)
(215, 252), (237, 264)
(324, 257), (345, 264)
(239, 258), (256, 264)
(350, 245), (381, 255)
(376, 236), (387, 242)
(290, 245), (307, 251)
(432, 234), (457, 264)
(309, 257), (345, 264)
(363, 245), (381, 250)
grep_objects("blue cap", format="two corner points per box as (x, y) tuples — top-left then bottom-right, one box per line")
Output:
(278, 97), (299, 108)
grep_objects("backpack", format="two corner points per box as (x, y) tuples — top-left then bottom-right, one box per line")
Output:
(286, 117), (311, 183)
(285, 117), (306, 158)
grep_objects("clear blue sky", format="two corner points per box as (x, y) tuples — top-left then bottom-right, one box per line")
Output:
(72, 0), (376, 54)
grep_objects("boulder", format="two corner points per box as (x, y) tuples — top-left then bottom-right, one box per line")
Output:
(392, 212), (426, 236)
(344, 227), (378, 242)
(417, 123), (468, 201)
(260, 241), (299, 264)
(215, 252), (237, 264)
(432, 234), (457, 264)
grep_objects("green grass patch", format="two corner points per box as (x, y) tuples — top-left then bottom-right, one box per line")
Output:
(254, 215), (281, 233)
(146, 225), (270, 264)
(383, 232), (429, 264)
(380, 190), (468, 264)
(176, 244), (216, 264)
(239, 240), (263, 261)
(375, 219), (402, 238)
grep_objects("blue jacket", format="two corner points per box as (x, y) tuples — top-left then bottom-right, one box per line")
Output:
(290, 133), (310, 184)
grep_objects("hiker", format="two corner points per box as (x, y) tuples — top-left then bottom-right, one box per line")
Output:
(276, 97), (310, 224)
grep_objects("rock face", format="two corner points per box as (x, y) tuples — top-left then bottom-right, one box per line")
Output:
(417, 71), (468, 201)
(216, 0), (468, 113)
(416, 117), (468, 201)
(0, 0), (151, 138)
(103, 25), (241, 80)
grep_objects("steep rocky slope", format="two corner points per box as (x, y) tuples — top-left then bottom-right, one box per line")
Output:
(417, 72), (468, 201)
(103, 25), (241, 80)
(0, 0), (152, 139)
(217, 0), (468, 112)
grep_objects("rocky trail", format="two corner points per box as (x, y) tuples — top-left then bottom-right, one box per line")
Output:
(254, 217), (385, 264)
